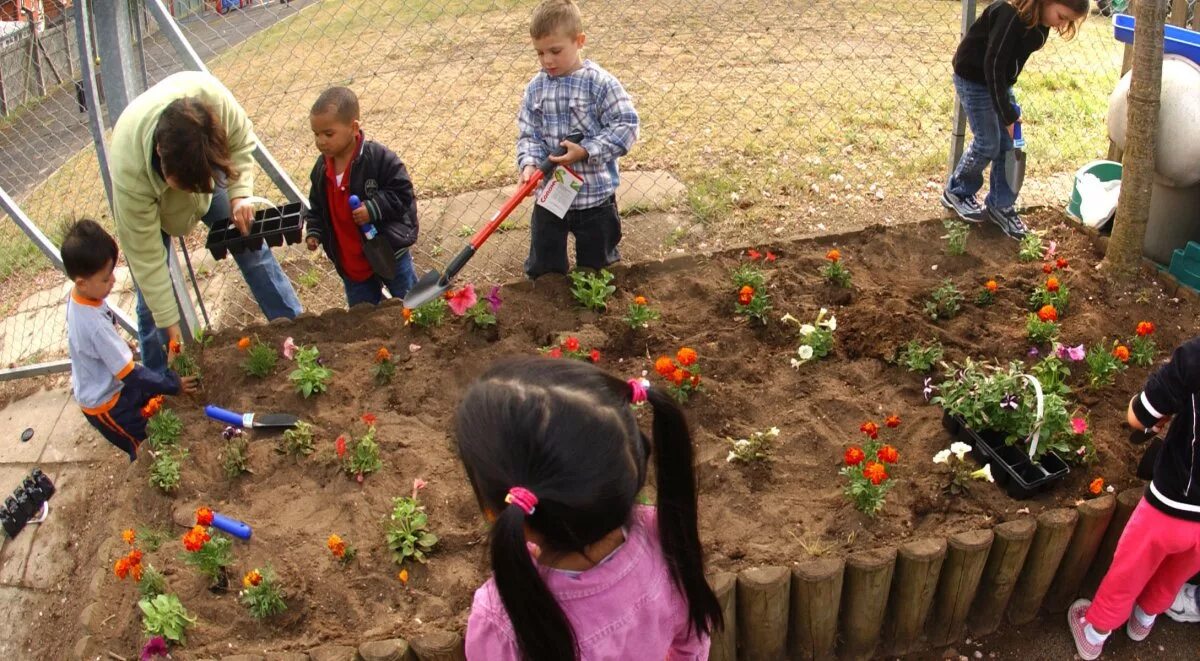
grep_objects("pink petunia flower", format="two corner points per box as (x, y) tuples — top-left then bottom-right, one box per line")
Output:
(447, 284), (478, 316)
(282, 336), (297, 360)
(1072, 418), (1088, 435)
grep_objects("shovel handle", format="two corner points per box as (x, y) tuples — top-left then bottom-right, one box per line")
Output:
(205, 405), (246, 428)
(212, 512), (252, 540)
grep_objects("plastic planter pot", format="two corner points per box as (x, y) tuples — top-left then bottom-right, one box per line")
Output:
(206, 201), (304, 260)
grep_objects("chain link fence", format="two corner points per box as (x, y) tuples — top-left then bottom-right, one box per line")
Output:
(1, 0), (1132, 374)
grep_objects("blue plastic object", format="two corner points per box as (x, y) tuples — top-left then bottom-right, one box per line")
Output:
(204, 405), (246, 428)
(212, 512), (252, 540)
(1113, 14), (1200, 66)
(349, 194), (379, 240)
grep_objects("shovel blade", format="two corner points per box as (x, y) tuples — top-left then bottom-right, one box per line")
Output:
(402, 269), (449, 309)
(250, 413), (300, 429)
(1004, 149), (1026, 195)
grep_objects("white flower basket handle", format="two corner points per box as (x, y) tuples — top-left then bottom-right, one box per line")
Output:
(1021, 374), (1049, 469)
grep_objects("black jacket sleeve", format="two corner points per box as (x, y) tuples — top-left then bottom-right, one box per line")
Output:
(1132, 336), (1200, 428)
(983, 4), (1023, 126)
(123, 364), (182, 396)
(364, 144), (419, 251)
(304, 159), (326, 243)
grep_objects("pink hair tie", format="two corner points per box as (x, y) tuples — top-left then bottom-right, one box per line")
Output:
(505, 487), (538, 516)
(628, 377), (650, 404)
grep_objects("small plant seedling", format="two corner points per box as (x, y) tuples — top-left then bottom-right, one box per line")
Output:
(280, 421), (315, 457)
(182, 529), (233, 587)
(146, 409), (184, 451)
(289, 345), (333, 398)
(139, 593), (196, 644)
(240, 568), (287, 619)
(731, 264), (767, 291)
(138, 564), (168, 599)
(241, 339), (278, 378)
(1027, 306), (1060, 344)
(896, 339), (944, 373)
(624, 295), (660, 330)
(924, 279), (964, 321)
(820, 249), (852, 288)
(1085, 342), (1127, 390)
(221, 434), (249, 479)
(404, 298), (449, 329)
(726, 427), (781, 463)
(1017, 231), (1044, 262)
(568, 269), (617, 312)
(298, 268), (321, 289)
(942, 219), (970, 255)
(734, 284), (772, 325)
(134, 525), (171, 552)
(371, 347), (396, 385)
(170, 351), (200, 378)
(386, 495), (439, 565)
(465, 301), (497, 329)
(148, 449), (186, 493)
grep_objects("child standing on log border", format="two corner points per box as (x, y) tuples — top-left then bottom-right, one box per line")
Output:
(453, 357), (722, 660)
(942, 0), (1088, 239)
(1068, 336), (1200, 658)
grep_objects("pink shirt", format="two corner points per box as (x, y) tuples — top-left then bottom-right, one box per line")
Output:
(465, 506), (711, 660)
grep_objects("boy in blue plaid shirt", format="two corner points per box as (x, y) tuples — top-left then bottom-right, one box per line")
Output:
(517, 0), (639, 279)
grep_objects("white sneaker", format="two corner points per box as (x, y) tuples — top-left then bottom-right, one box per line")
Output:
(1166, 583), (1200, 623)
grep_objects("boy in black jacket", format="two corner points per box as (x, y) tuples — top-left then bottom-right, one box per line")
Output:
(304, 87), (419, 306)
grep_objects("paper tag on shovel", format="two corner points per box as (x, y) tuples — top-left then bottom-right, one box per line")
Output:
(535, 166), (583, 219)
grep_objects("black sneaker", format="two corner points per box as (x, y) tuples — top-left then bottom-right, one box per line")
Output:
(987, 205), (1028, 240)
(941, 190), (986, 223)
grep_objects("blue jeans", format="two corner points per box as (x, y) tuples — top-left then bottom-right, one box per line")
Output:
(136, 187), (303, 373)
(948, 75), (1018, 211)
(341, 251), (417, 306)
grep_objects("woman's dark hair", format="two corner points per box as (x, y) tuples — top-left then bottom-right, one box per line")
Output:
(61, 218), (118, 280)
(454, 357), (722, 661)
(154, 97), (238, 194)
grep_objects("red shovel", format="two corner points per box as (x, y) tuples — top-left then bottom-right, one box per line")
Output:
(402, 131), (584, 309)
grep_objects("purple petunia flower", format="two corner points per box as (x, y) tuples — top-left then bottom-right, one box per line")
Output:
(1027, 347), (1040, 357)
(923, 377), (936, 402)
(1066, 344), (1086, 361)
(1000, 393), (1019, 410)
(140, 636), (168, 661)
(485, 285), (503, 313)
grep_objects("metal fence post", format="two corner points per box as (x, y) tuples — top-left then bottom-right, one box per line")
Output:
(947, 0), (978, 182)
(93, 0), (200, 343)
(144, 0), (311, 211)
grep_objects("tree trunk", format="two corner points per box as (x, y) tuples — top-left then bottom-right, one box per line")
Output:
(1103, 0), (1168, 277)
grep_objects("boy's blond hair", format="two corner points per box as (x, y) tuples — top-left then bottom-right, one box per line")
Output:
(530, 0), (582, 39)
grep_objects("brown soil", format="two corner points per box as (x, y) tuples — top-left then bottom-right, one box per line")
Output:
(62, 209), (1200, 658)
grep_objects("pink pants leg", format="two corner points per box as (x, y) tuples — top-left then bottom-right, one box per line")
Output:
(1086, 498), (1200, 631)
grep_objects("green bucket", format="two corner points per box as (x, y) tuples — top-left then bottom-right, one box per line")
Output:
(1067, 160), (1123, 225)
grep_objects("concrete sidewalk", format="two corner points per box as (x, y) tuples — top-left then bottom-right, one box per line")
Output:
(0, 387), (124, 659)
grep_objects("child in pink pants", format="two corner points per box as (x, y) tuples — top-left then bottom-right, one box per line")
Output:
(1068, 336), (1200, 659)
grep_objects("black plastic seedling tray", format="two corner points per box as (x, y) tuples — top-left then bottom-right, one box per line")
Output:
(206, 201), (304, 260)
(942, 412), (1070, 499)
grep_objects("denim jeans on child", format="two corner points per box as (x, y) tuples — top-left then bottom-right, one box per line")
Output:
(341, 250), (418, 307)
(947, 75), (1018, 211)
(136, 186), (303, 373)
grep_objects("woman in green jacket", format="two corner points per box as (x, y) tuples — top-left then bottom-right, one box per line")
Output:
(110, 71), (301, 373)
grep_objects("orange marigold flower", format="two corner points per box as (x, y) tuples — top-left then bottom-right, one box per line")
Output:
(398, 569), (409, 584)
(140, 395), (163, 420)
(860, 421), (879, 439)
(634, 296), (648, 306)
(1037, 305), (1058, 322)
(376, 347), (391, 363)
(182, 525), (210, 552)
(671, 368), (687, 386)
(114, 557), (131, 579)
(402, 308), (413, 324)
(131, 563), (143, 582)
(362, 413), (377, 426)
(676, 347), (698, 367)
(1046, 277), (1060, 292)
(327, 534), (346, 558)
(122, 528), (136, 545)
(564, 337), (580, 352)
(195, 507), (214, 527)
(168, 339), (182, 354)
(825, 249), (841, 263)
(128, 549), (143, 565)
(1113, 345), (1130, 363)
(844, 446), (865, 466)
(237, 336), (251, 351)
(1042, 263), (1054, 274)
(654, 356), (675, 377)
(985, 280), (998, 293)
(877, 445), (899, 464)
(335, 435), (347, 459)
(863, 461), (889, 485)
(1089, 477), (1104, 495)
(884, 414), (901, 428)
(690, 374), (702, 388)
(1136, 321), (1155, 337)
(737, 286), (754, 305)
(243, 570), (263, 588)
(1056, 257), (1069, 270)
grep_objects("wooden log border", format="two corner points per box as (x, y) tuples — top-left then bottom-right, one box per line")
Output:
(77, 489), (1150, 660)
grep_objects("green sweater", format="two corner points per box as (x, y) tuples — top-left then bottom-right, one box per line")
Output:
(110, 71), (257, 329)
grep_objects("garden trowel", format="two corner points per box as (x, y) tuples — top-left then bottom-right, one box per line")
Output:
(1003, 106), (1027, 196)
(402, 131), (584, 309)
(204, 404), (300, 430)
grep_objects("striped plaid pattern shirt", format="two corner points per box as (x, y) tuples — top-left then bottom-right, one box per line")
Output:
(517, 60), (639, 210)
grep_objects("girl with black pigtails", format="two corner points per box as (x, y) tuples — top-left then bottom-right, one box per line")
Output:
(454, 356), (723, 660)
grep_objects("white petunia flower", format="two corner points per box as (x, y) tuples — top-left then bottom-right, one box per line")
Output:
(798, 345), (814, 361)
(933, 449), (951, 464)
(950, 442), (972, 460)
(790, 358), (803, 369)
(734, 439), (750, 449)
(780, 313), (798, 324)
(768, 427), (781, 436)
(726, 451), (738, 463)
(799, 324), (816, 336)
(971, 464), (995, 483)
